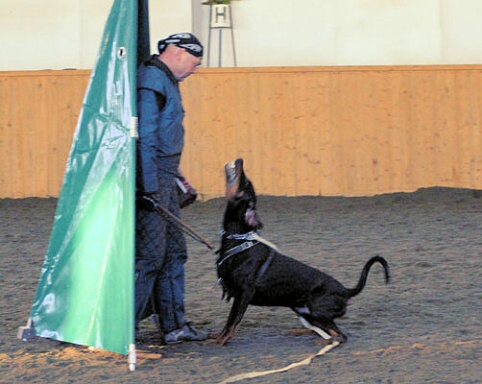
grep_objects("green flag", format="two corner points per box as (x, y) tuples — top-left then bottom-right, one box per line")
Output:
(30, 0), (149, 356)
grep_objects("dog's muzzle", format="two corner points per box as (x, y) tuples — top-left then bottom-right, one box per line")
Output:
(225, 158), (243, 198)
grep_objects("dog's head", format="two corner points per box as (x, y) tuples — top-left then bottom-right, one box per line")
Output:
(223, 158), (263, 234)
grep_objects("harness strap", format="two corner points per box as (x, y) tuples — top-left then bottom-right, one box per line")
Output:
(255, 250), (274, 282)
(217, 230), (279, 267)
(223, 230), (278, 250)
(221, 240), (259, 262)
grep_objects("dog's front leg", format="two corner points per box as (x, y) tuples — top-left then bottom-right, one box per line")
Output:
(216, 293), (252, 346)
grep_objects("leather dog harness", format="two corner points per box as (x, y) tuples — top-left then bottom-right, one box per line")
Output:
(216, 230), (278, 267)
(216, 230), (278, 289)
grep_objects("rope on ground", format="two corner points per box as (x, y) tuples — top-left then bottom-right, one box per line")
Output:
(218, 341), (340, 384)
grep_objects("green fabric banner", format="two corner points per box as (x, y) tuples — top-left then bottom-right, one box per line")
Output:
(30, 0), (148, 355)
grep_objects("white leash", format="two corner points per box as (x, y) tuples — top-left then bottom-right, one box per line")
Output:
(218, 340), (340, 384)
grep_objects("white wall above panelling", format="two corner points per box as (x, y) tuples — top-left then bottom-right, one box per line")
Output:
(1, 1), (82, 70)
(440, 0), (482, 64)
(149, 1), (192, 53)
(1, 0), (482, 71)
(333, 0), (442, 65)
(78, 1), (115, 69)
(233, 1), (337, 67)
(0, 0), (192, 71)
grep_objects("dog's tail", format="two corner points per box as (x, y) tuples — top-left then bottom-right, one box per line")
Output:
(345, 255), (390, 298)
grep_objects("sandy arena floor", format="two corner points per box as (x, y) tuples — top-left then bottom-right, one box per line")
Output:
(1, 187), (481, 383)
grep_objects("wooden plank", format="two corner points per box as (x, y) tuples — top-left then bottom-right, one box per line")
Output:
(318, 71), (341, 196)
(0, 77), (13, 197)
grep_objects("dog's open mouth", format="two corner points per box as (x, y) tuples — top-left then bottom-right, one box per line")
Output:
(225, 158), (243, 198)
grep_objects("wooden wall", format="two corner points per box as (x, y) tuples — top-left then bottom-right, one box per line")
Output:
(1, 65), (482, 199)
(0, 70), (89, 198)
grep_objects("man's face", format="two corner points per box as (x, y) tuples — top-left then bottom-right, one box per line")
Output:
(175, 50), (202, 82)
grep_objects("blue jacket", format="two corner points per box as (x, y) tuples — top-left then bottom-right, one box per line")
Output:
(136, 55), (184, 192)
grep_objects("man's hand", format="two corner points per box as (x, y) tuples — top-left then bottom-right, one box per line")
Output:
(137, 192), (161, 211)
(175, 172), (197, 208)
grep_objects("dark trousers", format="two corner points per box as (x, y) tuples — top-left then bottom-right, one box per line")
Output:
(134, 177), (187, 333)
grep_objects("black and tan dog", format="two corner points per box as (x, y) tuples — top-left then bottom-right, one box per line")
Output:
(215, 158), (390, 346)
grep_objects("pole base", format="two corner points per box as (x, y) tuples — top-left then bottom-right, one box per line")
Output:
(18, 318), (36, 342)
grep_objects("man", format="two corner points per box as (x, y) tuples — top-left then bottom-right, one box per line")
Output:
(135, 33), (207, 343)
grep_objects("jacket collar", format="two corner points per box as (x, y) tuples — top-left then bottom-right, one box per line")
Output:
(145, 54), (178, 85)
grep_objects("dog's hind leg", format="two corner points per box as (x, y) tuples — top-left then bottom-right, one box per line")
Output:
(216, 294), (252, 346)
(306, 294), (349, 342)
(316, 320), (347, 343)
(293, 307), (332, 340)
(293, 308), (347, 342)
(297, 315), (332, 340)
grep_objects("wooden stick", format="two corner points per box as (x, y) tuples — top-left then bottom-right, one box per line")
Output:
(141, 196), (214, 250)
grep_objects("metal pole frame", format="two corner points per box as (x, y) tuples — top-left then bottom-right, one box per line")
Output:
(206, 4), (237, 67)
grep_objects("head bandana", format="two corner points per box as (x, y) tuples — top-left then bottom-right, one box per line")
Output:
(158, 33), (204, 58)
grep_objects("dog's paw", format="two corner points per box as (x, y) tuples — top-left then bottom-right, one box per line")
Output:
(202, 332), (220, 344)
(205, 338), (220, 345)
(214, 337), (229, 346)
(213, 332), (234, 346)
(329, 329), (347, 343)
